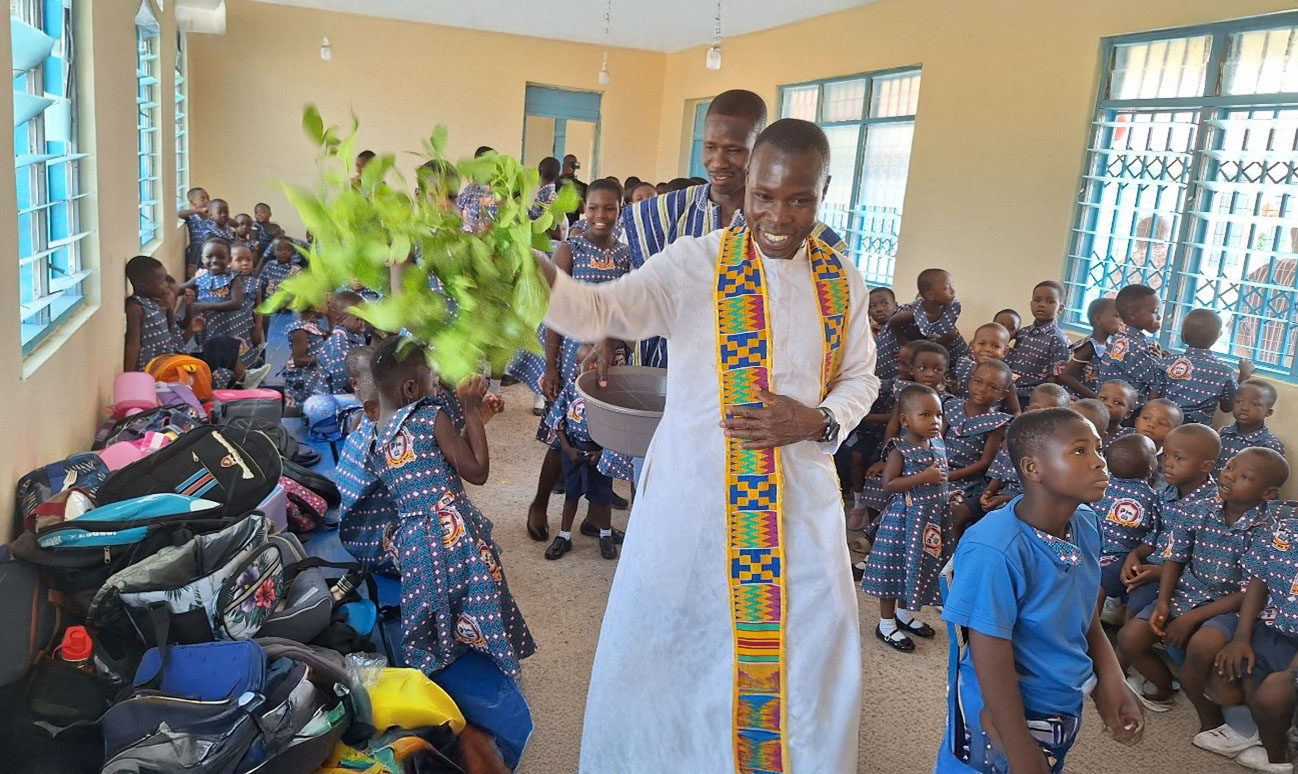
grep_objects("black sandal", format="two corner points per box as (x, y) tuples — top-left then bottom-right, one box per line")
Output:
(896, 617), (936, 638)
(875, 625), (915, 652)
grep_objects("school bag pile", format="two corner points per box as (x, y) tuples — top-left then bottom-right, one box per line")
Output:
(0, 372), (483, 774)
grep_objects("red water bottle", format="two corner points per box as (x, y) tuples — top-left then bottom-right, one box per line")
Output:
(54, 625), (95, 673)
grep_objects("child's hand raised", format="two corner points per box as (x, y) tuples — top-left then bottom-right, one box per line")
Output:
(480, 393), (504, 424)
(456, 375), (488, 409)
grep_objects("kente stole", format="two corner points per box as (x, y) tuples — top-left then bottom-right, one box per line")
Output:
(713, 224), (849, 773)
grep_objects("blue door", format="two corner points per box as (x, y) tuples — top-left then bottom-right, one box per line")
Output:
(688, 100), (711, 179)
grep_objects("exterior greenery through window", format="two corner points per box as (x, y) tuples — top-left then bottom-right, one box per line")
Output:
(1063, 12), (1298, 380)
(11, 0), (94, 354)
(778, 67), (922, 286)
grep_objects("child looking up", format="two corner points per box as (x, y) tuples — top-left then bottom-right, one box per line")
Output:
(1057, 297), (1123, 399)
(938, 408), (1143, 772)
(369, 336), (535, 679)
(1097, 379), (1138, 450)
(1217, 378), (1286, 475)
(993, 309), (1021, 340)
(943, 359), (1013, 521)
(1097, 284), (1164, 403)
(979, 383), (1072, 513)
(862, 384), (953, 653)
(868, 287), (897, 337)
(124, 255), (184, 371)
(876, 269), (967, 379)
(1160, 308), (1250, 425)
(1116, 423), (1223, 709)
(1210, 463), (1297, 771)
(1004, 280), (1070, 405)
(177, 186), (210, 277)
(1095, 434), (1159, 614)
(544, 343), (618, 561)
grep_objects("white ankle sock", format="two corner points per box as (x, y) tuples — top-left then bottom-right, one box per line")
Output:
(879, 617), (898, 636)
(599, 528), (612, 537)
(896, 608), (918, 626)
(558, 530), (572, 541)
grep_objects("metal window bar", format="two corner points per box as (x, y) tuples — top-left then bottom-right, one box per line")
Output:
(136, 23), (160, 246)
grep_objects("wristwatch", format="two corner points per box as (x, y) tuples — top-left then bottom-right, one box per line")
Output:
(816, 407), (840, 444)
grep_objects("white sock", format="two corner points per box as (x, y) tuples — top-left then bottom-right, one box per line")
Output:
(599, 528), (612, 537)
(558, 530), (572, 541)
(879, 616), (898, 636)
(896, 608), (918, 626)
(489, 378), (502, 393)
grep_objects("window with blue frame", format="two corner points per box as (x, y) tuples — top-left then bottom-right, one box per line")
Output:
(687, 99), (711, 179)
(778, 68), (921, 286)
(12, 0), (94, 354)
(136, 2), (161, 246)
(175, 30), (188, 208)
(1063, 13), (1298, 381)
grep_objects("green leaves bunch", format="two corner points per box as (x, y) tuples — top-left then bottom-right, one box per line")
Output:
(264, 105), (579, 382)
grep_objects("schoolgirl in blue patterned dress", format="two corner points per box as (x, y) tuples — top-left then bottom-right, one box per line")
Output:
(369, 337), (534, 678)
(862, 384), (955, 652)
(314, 291), (368, 396)
(258, 237), (299, 306)
(283, 310), (329, 406)
(1004, 281), (1071, 405)
(1055, 297), (1120, 401)
(978, 383), (1073, 513)
(227, 244), (263, 367)
(189, 199), (235, 277)
(1096, 284), (1164, 406)
(942, 360), (1013, 521)
(337, 348), (400, 577)
(124, 255), (185, 371)
(875, 268), (970, 380)
(177, 187), (210, 277)
(184, 238), (245, 350)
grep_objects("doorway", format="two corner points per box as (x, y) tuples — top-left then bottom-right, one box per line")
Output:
(522, 84), (602, 177)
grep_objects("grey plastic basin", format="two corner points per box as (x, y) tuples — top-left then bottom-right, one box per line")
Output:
(575, 366), (667, 458)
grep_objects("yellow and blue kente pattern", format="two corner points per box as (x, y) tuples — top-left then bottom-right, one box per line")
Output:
(714, 225), (848, 773)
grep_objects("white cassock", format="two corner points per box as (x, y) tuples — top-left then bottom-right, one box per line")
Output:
(544, 229), (880, 774)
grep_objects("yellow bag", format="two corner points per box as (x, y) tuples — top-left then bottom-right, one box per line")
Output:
(368, 668), (465, 734)
(145, 354), (214, 400)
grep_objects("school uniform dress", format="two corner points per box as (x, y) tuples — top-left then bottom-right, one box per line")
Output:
(1242, 508), (1298, 679)
(986, 446), (1021, 500)
(456, 182), (497, 233)
(1160, 347), (1237, 425)
(1217, 423), (1286, 474)
(1096, 328), (1163, 403)
(620, 182), (844, 368)
(1127, 478), (1220, 613)
(1005, 321), (1070, 403)
(1094, 476), (1160, 597)
(856, 379), (924, 511)
(1156, 500), (1275, 620)
(547, 381), (613, 506)
(938, 499), (1101, 772)
(283, 319), (328, 405)
(127, 295), (183, 370)
(371, 399), (535, 678)
(942, 397), (1011, 502)
(337, 416), (400, 577)
(194, 272), (239, 346)
(1102, 424), (1135, 452)
(252, 221), (281, 257)
(528, 182), (557, 220)
(544, 229), (878, 774)
(874, 298), (970, 381)
(258, 259), (296, 302)
(1060, 336), (1107, 398)
(948, 356), (975, 397)
(183, 216), (234, 271)
(315, 327), (365, 396)
(861, 437), (953, 609)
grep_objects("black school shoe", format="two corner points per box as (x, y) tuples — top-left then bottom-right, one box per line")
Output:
(875, 624), (915, 652)
(610, 492), (630, 510)
(896, 616), (936, 638)
(580, 521), (625, 544)
(599, 535), (618, 560)
(544, 536), (572, 560)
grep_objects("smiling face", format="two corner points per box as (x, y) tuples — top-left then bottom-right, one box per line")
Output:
(703, 114), (759, 198)
(901, 391), (944, 439)
(1030, 285), (1063, 325)
(1030, 418), (1110, 503)
(253, 204), (271, 223)
(968, 364), (1010, 408)
(1218, 449), (1282, 508)
(970, 325), (1010, 362)
(582, 187), (621, 240)
(911, 351), (948, 390)
(202, 241), (231, 274)
(744, 143), (826, 260)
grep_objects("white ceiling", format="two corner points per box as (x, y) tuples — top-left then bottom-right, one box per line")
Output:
(254, 0), (879, 52)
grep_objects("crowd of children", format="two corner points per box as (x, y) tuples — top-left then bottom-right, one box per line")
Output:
(854, 265), (1298, 771)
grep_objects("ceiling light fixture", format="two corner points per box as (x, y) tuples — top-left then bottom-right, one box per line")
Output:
(320, 37), (332, 61)
(598, 0), (611, 86)
(705, 1), (722, 71)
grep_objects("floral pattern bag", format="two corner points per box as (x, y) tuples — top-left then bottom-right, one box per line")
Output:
(216, 540), (286, 640)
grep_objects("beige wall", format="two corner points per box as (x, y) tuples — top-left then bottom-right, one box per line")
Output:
(0, 0), (186, 541)
(187, 0), (666, 235)
(652, 0), (1298, 491)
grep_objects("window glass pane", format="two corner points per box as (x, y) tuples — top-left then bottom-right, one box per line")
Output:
(853, 122), (915, 285)
(1177, 106), (1298, 372)
(1224, 26), (1298, 96)
(822, 78), (865, 122)
(780, 85), (818, 121)
(1109, 36), (1211, 100)
(1064, 109), (1197, 319)
(870, 71), (921, 118)
(137, 18), (160, 245)
(818, 125), (859, 240)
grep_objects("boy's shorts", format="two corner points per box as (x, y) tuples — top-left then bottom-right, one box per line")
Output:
(561, 443), (612, 507)
(1099, 555), (1127, 599)
(1125, 579), (1159, 615)
(1249, 624), (1298, 682)
(1134, 602), (1237, 641)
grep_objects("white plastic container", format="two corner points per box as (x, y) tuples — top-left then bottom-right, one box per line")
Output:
(258, 483), (288, 533)
(576, 366), (666, 458)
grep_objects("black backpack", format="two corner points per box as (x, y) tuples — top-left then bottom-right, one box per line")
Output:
(13, 453), (110, 537)
(218, 416), (299, 463)
(96, 426), (281, 518)
(282, 458), (341, 509)
(93, 405), (207, 450)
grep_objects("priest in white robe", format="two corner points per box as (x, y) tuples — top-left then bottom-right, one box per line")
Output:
(539, 119), (880, 774)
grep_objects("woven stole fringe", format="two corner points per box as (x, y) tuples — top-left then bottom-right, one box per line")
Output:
(714, 225), (848, 774)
